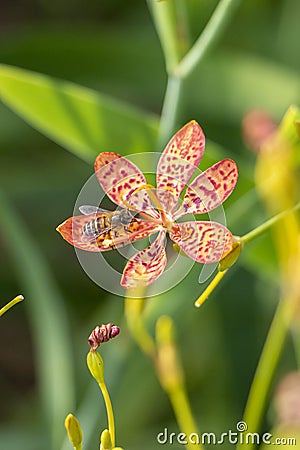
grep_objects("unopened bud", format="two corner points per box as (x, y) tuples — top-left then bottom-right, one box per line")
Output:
(88, 323), (120, 351)
(87, 350), (104, 384)
(64, 413), (83, 448)
(100, 429), (112, 450)
(242, 109), (277, 152)
(218, 239), (242, 272)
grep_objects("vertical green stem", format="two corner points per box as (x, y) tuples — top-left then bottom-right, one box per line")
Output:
(148, 0), (182, 73)
(168, 387), (204, 450)
(237, 298), (294, 450)
(152, 0), (241, 148)
(126, 294), (203, 450)
(291, 327), (300, 368)
(99, 382), (115, 448)
(158, 75), (182, 148)
(125, 288), (156, 360)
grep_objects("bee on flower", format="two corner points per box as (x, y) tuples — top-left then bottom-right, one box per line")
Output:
(56, 121), (238, 288)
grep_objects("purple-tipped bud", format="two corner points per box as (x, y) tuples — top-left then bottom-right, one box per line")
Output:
(242, 109), (277, 153)
(88, 323), (120, 351)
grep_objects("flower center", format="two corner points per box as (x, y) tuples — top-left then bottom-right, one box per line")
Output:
(123, 184), (177, 232)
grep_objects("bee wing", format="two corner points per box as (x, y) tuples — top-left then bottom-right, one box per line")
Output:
(79, 205), (110, 215)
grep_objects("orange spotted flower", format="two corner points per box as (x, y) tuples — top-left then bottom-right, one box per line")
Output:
(57, 121), (238, 288)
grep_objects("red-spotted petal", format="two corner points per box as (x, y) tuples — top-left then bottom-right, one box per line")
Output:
(120, 230), (167, 288)
(125, 187), (160, 220)
(175, 159), (238, 218)
(94, 152), (148, 208)
(169, 221), (233, 263)
(56, 214), (160, 252)
(156, 121), (205, 213)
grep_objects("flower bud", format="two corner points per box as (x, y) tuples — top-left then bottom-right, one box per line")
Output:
(100, 429), (112, 450)
(64, 413), (83, 448)
(88, 323), (120, 351)
(87, 350), (104, 384)
(218, 239), (242, 272)
(242, 109), (277, 152)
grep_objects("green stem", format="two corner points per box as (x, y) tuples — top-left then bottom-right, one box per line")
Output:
(148, 0), (182, 73)
(126, 294), (202, 450)
(0, 294), (24, 317)
(237, 297), (294, 450)
(240, 201), (300, 245)
(292, 328), (300, 368)
(194, 270), (228, 308)
(158, 75), (182, 148)
(125, 289), (156, 360)
(168, 387), (204, 450)
(99, 382), (115, 448)
(154, 0), (240, 148)
(175, 0), (241, 79)
(175, 0), (192, 52)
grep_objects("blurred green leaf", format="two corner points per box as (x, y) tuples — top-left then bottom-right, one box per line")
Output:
(0, 189), (75, 450)
(0, 64), (159, 163)
(184, 51), (300, 123)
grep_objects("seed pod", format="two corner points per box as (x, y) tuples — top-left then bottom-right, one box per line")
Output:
(88, 323), (120, 351)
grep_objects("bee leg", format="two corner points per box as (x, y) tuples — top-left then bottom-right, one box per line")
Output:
(124, 225), (133, 233)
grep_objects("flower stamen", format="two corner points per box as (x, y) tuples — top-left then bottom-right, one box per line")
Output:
(120, 188), (162, 224)
(129, 184), (172, 228)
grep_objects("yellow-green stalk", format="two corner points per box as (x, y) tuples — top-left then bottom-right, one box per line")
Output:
(87, 351), (115, 448)
(0, 294), (24, 317)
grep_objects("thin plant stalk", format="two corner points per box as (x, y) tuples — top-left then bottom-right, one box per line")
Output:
(240, 201), (300, 245)
(175, 0), (241, 78)
(0, 294), (24, 317)
(125, 287), (156, 360)
(194, 270), (228, 307)
(237, 296), (296, 450)
(158, 74), (182, 148)
(99, 382), (115, 448)
(151, 0), (241, 147)
(125, 291), (203, 450)
(169, 387), (202, 450)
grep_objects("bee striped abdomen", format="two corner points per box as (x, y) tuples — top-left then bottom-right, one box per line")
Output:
(83, 215), (111, 237)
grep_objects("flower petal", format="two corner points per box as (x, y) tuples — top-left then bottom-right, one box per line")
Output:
(120, 230), (167, 288)
(156, 121), (205, 213)
(175, 159), (238, 218)
(125, 187), (161, 220)
(94, 152), (146, 206)
(170, 221), (233, 263)
(56, 214), (160, 252)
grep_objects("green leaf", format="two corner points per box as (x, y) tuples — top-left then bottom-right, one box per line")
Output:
(0, 189), (75, 450)
(0, 64), (159, 163)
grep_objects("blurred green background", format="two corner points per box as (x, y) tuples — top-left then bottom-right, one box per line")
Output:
(0, 1), (300, 449)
